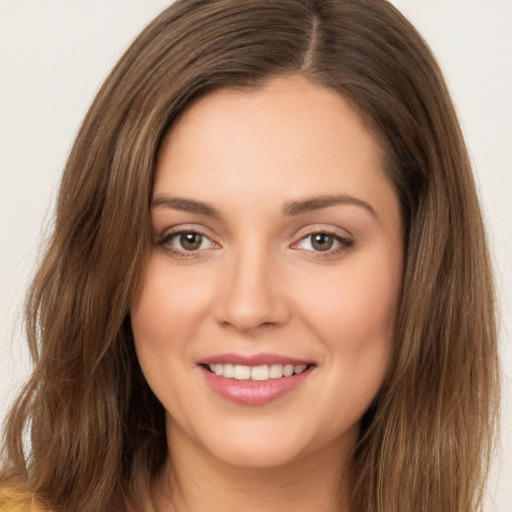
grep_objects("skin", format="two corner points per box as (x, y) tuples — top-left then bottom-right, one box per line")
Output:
(131, 75), (404, 511)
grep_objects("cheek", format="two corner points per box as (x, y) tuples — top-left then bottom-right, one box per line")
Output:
(306, 256), (401, 425)
(131, 256), (209, 346)
(130, 257), (217, 430)
(341, 271), (400, 341)
(130, 256), (212, 412)
(296, 247), (402, 390)
(303, 263), (400, 343)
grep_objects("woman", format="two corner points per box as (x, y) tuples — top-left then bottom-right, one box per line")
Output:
(0, 0), (500, 511)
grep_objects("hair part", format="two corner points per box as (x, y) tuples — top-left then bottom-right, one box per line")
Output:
(1, 1), (499, 511)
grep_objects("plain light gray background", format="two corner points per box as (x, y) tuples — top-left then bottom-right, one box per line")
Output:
(1, 1), (511, 509)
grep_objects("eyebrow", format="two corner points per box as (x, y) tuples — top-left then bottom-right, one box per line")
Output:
(151, 196), (221, 217)
(282, 194), (378, 219)
(151, 193), (378, 219)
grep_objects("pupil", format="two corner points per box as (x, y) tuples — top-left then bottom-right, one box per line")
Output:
(180, 233), (202, 250)
(312, 233), (333, 251)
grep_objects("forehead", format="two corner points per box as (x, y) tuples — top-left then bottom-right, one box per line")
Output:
(163, 76), (379, 144)
(153, 75), (397, 225)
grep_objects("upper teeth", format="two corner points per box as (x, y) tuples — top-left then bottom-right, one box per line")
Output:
(208, 363), (308, 381)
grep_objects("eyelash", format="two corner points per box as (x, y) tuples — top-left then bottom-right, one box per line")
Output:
(158, 228), (218, 259)
(157, 228), (354, 259)
(292, 229), (354, 258)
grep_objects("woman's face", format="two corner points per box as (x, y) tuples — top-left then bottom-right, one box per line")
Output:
(131, 75), (403, 470)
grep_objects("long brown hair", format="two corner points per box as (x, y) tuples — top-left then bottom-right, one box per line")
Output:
(0, 1), (499, 511)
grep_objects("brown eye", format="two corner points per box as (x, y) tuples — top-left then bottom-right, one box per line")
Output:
(179, 233), (204, 251)
(159, 229), (218, 256)
(311, 233), (335, 251)
(293, 231), (353, 255)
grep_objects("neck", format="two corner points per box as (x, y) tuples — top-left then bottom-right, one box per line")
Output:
(153, 422), (355, 512)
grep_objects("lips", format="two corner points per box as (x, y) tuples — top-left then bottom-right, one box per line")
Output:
(198, 353), (315, 405)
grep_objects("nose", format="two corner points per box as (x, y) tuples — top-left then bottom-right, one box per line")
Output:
(213, 245), (290, 333)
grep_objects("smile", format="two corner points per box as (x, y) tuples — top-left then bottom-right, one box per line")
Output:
(199, 354), (315, 405)
(206, 363), (309, 381)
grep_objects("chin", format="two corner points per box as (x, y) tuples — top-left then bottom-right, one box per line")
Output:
(169, 412), (358, 472)
(218, 438), (307, 469)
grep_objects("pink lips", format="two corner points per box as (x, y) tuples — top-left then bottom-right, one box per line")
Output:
(198, 353), (315, 405)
